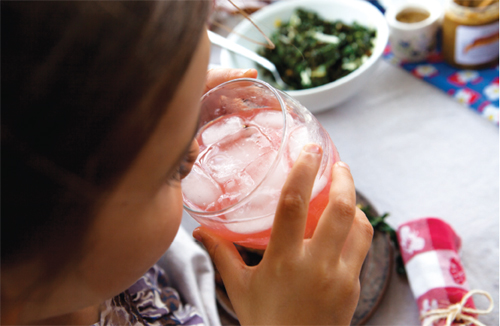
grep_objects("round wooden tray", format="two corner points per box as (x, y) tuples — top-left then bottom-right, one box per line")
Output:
(213, 191), (393, 325)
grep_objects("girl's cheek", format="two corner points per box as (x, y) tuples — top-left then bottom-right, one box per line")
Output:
(160, 185), (184, 226)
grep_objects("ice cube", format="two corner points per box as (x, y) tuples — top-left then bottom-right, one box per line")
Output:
(220, 150), (279, 211)
(253, 110), (284, 146)
(224, 188), (280, 234)
(259, 155), (290, 192)
(201, 116), (244, 145)
(244, 150), (277, 187)
(204, 126), (272, 184)
(287, 126), (311, 164)
(204, 152), (242, 184)
(223, 128), (270, 161)
(222, 170), (255, 203)
(182, 165), (222, 210)
(253, 110), (284, 130)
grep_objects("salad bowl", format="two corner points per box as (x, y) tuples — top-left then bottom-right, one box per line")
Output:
(219, 0), (389, 113)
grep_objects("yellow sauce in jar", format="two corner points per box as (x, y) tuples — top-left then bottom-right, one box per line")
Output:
(442, 0), (499, 69)
(396, 8), (431, 23)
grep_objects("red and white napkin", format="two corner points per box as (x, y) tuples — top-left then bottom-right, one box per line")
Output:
(396, 217), (493, 326)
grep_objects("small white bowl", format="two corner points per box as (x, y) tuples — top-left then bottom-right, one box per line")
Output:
(220, 0), (389, 113)
(385, 0), (443, 62)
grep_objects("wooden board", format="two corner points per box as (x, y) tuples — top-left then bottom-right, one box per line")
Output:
(214, 191), (393, 325)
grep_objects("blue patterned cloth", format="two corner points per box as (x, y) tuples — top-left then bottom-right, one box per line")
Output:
(383, 43), (499, 125)
(93, 265), (205, 326)
(371, 0), (499, 125)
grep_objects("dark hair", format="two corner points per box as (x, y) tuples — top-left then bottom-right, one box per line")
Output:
(2, 0), (211, 274)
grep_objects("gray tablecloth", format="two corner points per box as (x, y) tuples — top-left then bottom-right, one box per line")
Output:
(182, 53), (499, 325)
(315, 59), (499, 326)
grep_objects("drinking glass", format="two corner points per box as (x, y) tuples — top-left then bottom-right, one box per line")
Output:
(182, 78), (339, 249)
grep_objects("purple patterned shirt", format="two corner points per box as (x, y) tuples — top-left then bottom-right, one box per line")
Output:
(93, 265), (205, 326)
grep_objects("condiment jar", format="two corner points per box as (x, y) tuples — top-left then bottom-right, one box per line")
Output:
(442, 0), (499, 69)
(385, 1), (442, 62)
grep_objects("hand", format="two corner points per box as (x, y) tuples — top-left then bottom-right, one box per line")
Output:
(193, 144), (374, 325)
(204, 67), (258, 94)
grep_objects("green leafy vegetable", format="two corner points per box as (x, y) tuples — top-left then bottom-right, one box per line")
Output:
(258, 8), (376, 90)
(358, 204), (406, 276)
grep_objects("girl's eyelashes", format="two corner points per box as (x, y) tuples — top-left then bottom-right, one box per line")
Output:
(171, 160), (191, 183)
(168, 166), (183, 184)
(167, 142), (199, 185)
(167, 160), (190, 185)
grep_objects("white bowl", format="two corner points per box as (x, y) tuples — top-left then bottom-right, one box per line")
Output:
(220, 0), (389, 113)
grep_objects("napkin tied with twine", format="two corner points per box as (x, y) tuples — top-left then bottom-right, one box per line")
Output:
(396, 217), (493, 326)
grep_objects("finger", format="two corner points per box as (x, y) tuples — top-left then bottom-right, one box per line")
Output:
(310, 161), (357, 259)
(204, 68), (258, 93)
(193, 227), (247, 291)
(266, 144), (323, 257)
(341, 207), (374, 272)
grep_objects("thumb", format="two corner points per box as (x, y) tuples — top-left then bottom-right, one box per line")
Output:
(193, 227), (248, 291)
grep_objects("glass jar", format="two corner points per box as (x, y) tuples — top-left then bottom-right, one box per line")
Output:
(442, 0), (499, 69)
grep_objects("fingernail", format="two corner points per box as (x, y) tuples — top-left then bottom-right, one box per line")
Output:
(241, 68), (255, 75)
(303, 143), (322, 154)
(335, 161), (350, 171)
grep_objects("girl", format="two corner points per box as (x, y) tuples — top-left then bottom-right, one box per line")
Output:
(1, 1), (373, 325)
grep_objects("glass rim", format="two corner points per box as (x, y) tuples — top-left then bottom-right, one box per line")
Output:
(182, 78), (288, 219)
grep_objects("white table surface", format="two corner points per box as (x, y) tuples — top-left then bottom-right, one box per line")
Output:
(182, 44), (499, 325)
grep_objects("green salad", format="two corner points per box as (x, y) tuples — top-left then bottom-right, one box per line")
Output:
(258, 8), (377, 90)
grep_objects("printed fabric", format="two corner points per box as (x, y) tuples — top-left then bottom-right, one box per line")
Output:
(396, 217), (475, 326)
(92, 264), (205, 326)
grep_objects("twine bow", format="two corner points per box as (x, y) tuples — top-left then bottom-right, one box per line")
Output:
(421, 290), (494, 326)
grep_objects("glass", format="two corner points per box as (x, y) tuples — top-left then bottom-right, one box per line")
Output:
(182, 78), (339, 249)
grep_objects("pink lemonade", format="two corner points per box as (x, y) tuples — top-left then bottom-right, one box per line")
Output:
(182, 107), (337, 249)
